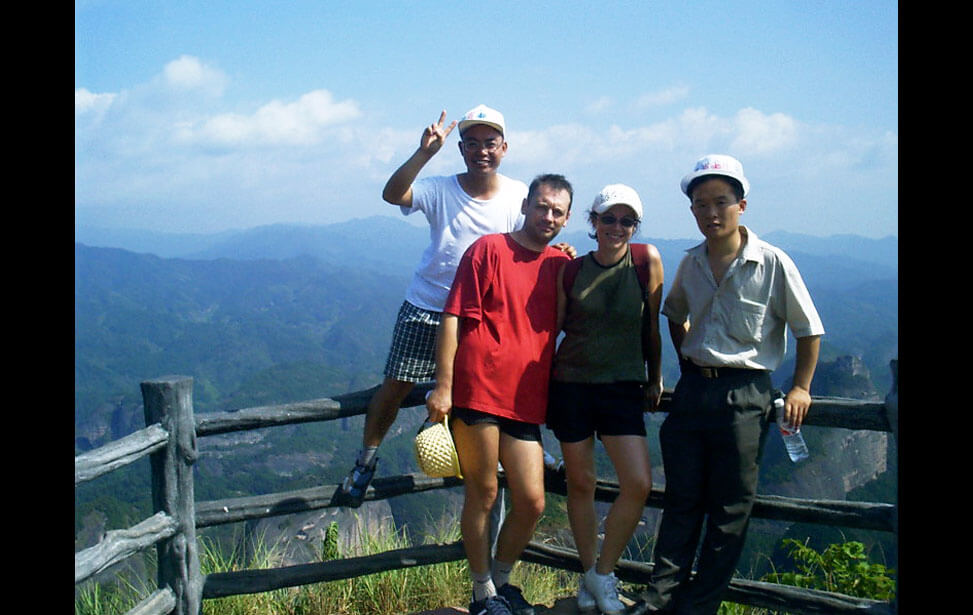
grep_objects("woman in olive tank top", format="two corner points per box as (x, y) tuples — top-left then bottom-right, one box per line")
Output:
(547, 184), (664, 614)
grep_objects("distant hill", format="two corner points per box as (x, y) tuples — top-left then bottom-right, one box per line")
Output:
(74, 243), (411, 446)
(76, 216), (897, 275)
(74, 224), (897, 567)
(75, 220), (897, 446)
(74, 219), (898, 429)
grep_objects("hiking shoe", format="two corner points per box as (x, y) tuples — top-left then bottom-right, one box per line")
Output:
(577, 576), (597, 612)
(468, 594), (514, 615)
(584, 568), (625, 615)
(339, 457), (378, 508)
(497, 583), (535, 615)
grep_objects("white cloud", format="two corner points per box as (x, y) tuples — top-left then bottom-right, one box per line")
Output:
(75, 56), (896, 238)
(182, 89), (362, 148)
(729, 107), (799, 154)
(635, 85), (690, 108)
(75, 87), (116, 115)
(162, 55), (228, 96)
(585, 96), (613, 113)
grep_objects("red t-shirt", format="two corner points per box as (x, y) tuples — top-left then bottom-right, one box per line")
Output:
(444, 233), (569, 424)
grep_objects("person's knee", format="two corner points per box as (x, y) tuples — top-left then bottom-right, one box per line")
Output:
(380, 378), (415, 402)
(513, 491), (545, 522)
(565, 464), (597, 498)
(623, 472), (652, 502)
(466, 480), (500, 513)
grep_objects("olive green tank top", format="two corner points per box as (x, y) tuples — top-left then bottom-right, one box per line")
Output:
(552, 250), (647, 383)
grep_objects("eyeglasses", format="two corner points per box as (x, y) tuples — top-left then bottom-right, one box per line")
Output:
(598, 214), (639, 228)
(461, 139), (503, 153)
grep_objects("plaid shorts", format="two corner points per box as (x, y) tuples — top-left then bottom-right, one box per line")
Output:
(383, 301), (442, 382)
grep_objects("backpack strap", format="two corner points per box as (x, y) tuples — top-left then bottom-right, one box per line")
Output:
(630, 243), (651, 297)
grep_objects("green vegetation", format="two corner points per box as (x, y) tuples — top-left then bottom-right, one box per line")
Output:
(762, 539), (895, 601)
(714, 538), (896, 614)
(76, 517), (578, 615)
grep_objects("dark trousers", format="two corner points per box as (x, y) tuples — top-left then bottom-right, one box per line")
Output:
(643, 369), (772, 615)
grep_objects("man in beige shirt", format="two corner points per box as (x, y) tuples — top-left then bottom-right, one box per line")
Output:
(638, 154), (824, 615)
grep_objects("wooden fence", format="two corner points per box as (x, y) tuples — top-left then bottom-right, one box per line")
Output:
(75, 360), (898, 615)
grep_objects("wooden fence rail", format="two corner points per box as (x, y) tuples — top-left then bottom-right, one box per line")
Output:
(75, 360), (898, 615)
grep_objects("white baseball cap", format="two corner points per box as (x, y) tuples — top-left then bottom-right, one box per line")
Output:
(680, 154), (750, 198)
(458, 104), (505, 136)
(591, 183), (643, 219)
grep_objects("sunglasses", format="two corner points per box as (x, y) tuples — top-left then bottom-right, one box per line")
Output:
(598, 214), (639, 228)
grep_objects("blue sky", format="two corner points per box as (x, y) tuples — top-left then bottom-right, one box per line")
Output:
(75, 1), (897, 240)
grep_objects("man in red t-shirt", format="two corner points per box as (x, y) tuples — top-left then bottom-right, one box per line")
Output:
(426, 174), (573, 615)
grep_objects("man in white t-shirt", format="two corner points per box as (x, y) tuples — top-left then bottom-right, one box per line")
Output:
(339, 105), (531, 507)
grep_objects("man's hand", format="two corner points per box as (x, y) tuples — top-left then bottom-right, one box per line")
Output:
(420, 110), (457, 156)
(425, 385), (452, 424)
(783, 385), (812, 428)
(552, 242), (577, 258)
(643, 380), (663, 412)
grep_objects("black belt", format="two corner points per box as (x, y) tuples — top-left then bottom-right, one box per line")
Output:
(681, 359), (767, 379)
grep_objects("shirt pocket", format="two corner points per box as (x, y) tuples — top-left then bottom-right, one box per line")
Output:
(727, 298), (767, 344)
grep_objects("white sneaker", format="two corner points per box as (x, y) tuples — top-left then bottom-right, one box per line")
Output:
(584, 568), (625, 615)
(577, 576), (597, 612)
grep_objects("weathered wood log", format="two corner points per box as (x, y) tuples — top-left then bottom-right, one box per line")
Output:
(142, 376), (202, 615)
(194, 382), (436, 437)
(520, 542), (892, 615)
(538, 473), (895, 532)
(195, 397), (349, 437)
(791, 397), (891, 432)
(75, 511), (178, 584)
(194, 468), (890, 533)
(885, 360), (898, 444)
(195, 472), (463, 527)
(193, 386), (891, 438)
(750, 494), (895, 530)
(201, 540), (466, 598)
(75, 423), (169, 484)
(123, 587), (177, 615)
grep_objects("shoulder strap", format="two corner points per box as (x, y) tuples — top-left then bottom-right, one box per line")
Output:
(630, 243), (651, 294)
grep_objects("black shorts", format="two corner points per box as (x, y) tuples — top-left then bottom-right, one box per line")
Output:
(547, 381), (646, 443)
(451, 407), (542, 442)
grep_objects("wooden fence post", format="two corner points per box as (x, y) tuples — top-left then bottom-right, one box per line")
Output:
(142, 376), (202, 615)
(885, 359), (898, 615)
(885, 359), (898, 445)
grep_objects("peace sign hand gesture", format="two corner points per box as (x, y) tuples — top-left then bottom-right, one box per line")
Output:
(419, 110), (457, 155)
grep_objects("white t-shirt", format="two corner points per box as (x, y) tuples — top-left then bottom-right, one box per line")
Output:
(400, 174), (527, 311)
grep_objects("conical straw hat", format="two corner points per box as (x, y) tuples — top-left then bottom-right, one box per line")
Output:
(414, 414), (463, 479)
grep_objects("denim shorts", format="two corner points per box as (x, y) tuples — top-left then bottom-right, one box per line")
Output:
(383, 301), (441, 382)
(547, 380), (646, 443)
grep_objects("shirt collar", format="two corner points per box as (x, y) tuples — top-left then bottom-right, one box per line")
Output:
(686, 225), (761, 263)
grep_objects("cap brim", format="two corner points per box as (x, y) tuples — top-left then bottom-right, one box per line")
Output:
(680, 171), (749, 197)
(458, 120), (504, 136)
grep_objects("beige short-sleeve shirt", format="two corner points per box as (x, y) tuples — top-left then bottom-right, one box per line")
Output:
(662, 227), (824, 371)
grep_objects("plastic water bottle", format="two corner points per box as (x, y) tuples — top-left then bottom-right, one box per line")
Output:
(775, 395), (809, 463)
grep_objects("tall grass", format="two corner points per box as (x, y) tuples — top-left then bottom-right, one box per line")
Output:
(77, 514), (577, 615)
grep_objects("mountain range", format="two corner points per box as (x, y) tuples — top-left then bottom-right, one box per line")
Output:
(75, 215), (898, 404)
(74, 216), (898, 582)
